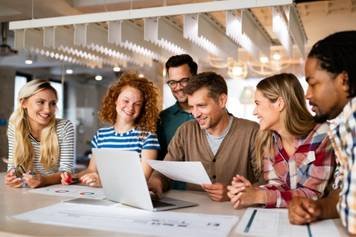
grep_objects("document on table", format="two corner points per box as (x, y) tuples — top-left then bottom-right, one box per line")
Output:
(14, 202), (238, 237)
(29, 184), (105, 200)
(236, 208), (340, 237)
(146, 160), (212, 185)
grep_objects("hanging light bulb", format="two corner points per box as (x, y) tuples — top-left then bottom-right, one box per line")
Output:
(95, 75), (103, 81)
(113, 66), (121, 72)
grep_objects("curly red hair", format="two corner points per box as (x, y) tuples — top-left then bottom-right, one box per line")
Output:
(99, 73), (159, 132)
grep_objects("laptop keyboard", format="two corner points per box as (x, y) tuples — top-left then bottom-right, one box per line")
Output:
(152, 199), (175, 208)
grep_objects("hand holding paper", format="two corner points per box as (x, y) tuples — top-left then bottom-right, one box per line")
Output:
(146, 160), (212, 185)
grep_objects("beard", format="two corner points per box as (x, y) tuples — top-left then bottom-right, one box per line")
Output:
(313, 114), (329, 123)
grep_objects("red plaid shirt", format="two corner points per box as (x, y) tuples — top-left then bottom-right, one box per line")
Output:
(260, 123), (336, 208)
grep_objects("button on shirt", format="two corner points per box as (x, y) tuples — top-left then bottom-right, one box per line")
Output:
(260, 123), (335, 208)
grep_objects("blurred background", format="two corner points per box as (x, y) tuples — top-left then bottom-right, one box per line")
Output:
(0, 0), (355, 171)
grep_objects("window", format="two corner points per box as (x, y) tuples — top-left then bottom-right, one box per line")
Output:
(14, 75), (28, 111)
(49, 81), (64, 118)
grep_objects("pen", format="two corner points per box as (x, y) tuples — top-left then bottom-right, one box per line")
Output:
(244, 209), (257, 233)
(307, 223), (313, 237)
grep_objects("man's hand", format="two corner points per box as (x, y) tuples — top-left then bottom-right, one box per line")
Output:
(288, 197), (322, 224)
(4, 169), (23, 188)
(201, 182), (229, 202)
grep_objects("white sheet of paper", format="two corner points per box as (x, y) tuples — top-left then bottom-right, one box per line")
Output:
(236, 208), (340, 237)
(29, 184), (105, 200)
(146, 160), (212, 185)
(14, 202), (238, 237)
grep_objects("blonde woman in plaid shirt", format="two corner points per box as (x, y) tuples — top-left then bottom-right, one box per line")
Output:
(288, 31), (356, 235)
(227, 73), (336, 209)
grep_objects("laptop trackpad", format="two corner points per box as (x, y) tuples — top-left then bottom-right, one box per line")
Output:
(152, 199), (175, 208)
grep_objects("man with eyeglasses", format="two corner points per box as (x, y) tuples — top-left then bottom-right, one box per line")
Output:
(157, 54), (197, 163)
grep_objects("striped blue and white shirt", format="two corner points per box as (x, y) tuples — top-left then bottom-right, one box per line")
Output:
(7, 119), (75, 175)
(91, 127), (160, 153)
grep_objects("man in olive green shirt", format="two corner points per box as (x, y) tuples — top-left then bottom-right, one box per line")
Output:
(157, 54), (197, 161)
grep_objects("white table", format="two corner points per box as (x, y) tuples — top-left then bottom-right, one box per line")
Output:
(0, 173), (348, 236)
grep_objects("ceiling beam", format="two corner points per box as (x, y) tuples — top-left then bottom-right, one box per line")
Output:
(10, 0), (292, 30)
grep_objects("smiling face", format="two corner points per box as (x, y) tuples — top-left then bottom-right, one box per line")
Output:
(188, 87), (227, 133)
(115, 86), (143, 124)
(22, 88), (57, 129)
(253, 89), (282, 132)
(304, 57), (349, 121)
(167, 64), (192, 103)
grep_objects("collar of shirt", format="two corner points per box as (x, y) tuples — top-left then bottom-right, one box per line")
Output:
(272, 132), (303, 155)
(334, 97), (356, 126)
(205, 115), (233, 139)
(171, 102), (191, 115)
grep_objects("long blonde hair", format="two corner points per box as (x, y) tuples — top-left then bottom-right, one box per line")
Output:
(9, 79), (59, 170)
(255, 73), (315, 170)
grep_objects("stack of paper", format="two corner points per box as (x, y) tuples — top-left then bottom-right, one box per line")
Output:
(29, 184), (105, 199)
(236, 208), (340, 237)
(14, 202), (238, 237)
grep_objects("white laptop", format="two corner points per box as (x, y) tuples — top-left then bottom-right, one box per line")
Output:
(93, 148), (197, 211)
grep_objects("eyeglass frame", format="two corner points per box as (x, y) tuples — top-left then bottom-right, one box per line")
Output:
(166, 77), (190, 89)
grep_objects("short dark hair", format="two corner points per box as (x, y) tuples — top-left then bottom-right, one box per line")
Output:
(183, 72), (227, 100)
(308, 30), (356, 98)
(165, 54), (198, 76)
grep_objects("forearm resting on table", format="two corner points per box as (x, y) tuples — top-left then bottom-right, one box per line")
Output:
(42, 173), (62, 186)
(318, 189), (340, 220)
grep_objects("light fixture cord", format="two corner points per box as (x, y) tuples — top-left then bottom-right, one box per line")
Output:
(31, 0), (34, 19)
(61, 62), (65, 85)
(104, 0), (107, 12)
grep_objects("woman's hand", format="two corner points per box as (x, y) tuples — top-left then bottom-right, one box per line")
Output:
(60, 172), (79, 185)
(227, 175), (265, 209)
(22, 172), (44, 188)
(4, 169), (23, 188)
(230, 187), (266, 209)
(227, 175), (252, 200)
(80, 172), (101, 187)
(61, 172), (71, 185)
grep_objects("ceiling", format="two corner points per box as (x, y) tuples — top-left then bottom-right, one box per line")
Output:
(0, 0), (355, 82)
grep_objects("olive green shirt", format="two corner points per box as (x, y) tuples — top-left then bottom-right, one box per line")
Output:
(157, 102), (193, 160)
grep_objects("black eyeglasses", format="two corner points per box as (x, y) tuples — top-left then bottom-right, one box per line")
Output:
(166, 77), (190, 88)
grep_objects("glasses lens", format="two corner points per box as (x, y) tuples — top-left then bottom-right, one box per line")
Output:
(167, 81), (177, 88)
(167, 77), (189, 88)
(180, 78), (189, 86)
